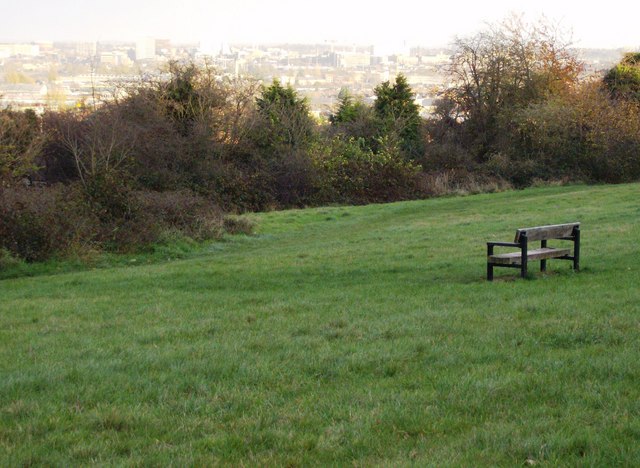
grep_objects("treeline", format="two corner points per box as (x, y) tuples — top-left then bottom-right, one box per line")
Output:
(424, 19), (640, 187)
(1, 17), (640, 264)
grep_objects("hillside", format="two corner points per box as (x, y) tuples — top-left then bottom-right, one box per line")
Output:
(1, 183), (639, 465)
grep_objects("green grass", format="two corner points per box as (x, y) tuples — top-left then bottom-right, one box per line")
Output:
(1, 183), (640, 465)
(0, 233), (228, 281)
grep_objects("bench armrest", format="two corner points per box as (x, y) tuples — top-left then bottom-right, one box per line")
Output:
(487, 241), (523, 258)
(487, 241), (521, 248)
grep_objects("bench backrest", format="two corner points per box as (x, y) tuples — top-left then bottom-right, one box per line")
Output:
(514, 222), (580, 242)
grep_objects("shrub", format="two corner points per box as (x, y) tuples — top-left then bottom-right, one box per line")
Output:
(577, 87), (640, 183)
(0, 108), (43, 185)
(485, 153), (542, 188)
(313, 137), (422, 204)
(0, 185), (243, 262)
(207, 162), (276, 213)
(495, 82), (640, 185)
(270, 149), (321, 207)
(223, 215), (255, 235)
(420, 169), (511, 197)
(136, 190), (228, 241)
(420, 140), (478, 174)
(0, 185), (95, 261)
(603, 52), (640, 102)
(0, 248), (22, 270)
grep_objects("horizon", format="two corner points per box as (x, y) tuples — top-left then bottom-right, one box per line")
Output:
(2, 1), (639, 51)
(0, 38), (635, 52)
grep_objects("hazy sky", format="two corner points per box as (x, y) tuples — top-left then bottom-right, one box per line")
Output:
(2, 0), (639, 49)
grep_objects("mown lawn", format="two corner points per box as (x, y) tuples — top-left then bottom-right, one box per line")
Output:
(1, 183), (639, 465)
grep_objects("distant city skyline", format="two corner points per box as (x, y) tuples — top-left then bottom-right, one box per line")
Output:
(2, 0), (639, 50)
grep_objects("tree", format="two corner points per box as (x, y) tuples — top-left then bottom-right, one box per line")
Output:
(0, 108), (43, 187)
(312, 136), (421, 204)
(158, 60), (227, 138)
(373, 74), (423, 158)
(252, 80), (319, 206)
(328, 88), (377, 151)
(499, 80), (640, 184)
(443, 15), (583, 160)
(254, 79), (315, 153)
(603, 52), (640, 102)
(55, 106), (135, 190)
(330, 88), (366, 124)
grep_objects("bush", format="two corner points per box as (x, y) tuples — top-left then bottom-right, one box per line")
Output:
(421, 169), (511, 197)
(576, 86), (640, 183)
(603, 52), (640, 102)
(0, 185), (95, 261)
(313, 137), (422, 204)
(495, 82), (640, 185)
(0, 248), (22, 270)
(136, 190), (228, 241)
(175, 158), (270, 212)
(0, 108), (43, 185)
(223, 215), (255, 235)
(270, 149), (321, 207)
(420, 140), (478, 173)
(0, 184), (246, 262)
(485, 153), (542, 188)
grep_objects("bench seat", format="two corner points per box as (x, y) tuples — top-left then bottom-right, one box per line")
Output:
(489, 247), (571, 265)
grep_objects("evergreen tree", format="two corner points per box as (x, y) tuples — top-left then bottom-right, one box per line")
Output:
(330, 88), (366, 124)
(255, 79), (315, 151)
(603, 53), (640, 102)
(373, 74), (423, 158)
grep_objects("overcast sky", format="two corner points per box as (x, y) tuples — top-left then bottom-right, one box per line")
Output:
(2, 0), (639, 49)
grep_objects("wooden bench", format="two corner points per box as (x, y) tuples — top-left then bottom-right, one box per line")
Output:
(487, 222), (580, 281)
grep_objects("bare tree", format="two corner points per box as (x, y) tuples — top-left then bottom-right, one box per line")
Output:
(56, 106), (135, 187)
(444, 15), (583, 159)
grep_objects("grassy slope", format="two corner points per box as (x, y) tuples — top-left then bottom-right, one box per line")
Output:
(1, 184), (639, 466)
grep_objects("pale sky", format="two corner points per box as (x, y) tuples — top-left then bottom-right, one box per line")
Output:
(1, 0), (639, 49)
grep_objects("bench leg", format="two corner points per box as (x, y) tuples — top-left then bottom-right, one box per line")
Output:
(487, 263), (494, 281)
(520, 234), (528, 279)
(573, 226), (580, 271)
(540, 240), (547, 272)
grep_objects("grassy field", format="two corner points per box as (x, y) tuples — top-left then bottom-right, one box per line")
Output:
(1, 183), (639, 465)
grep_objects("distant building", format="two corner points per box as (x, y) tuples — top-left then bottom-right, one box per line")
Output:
(337, 52), (371, 68)
(155, 39), (171, 56)
(100, 51), (133, 66)
(0, 83), (48, 111)
(75, 42), (97, 58)
(396, 55), (419, 66)
(420, 53), (450, 65)
(0, 43), (40, 58)
(136, 38), (156, 61)
(373, 41), (410, 57)
(35, 41), (54, 53)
